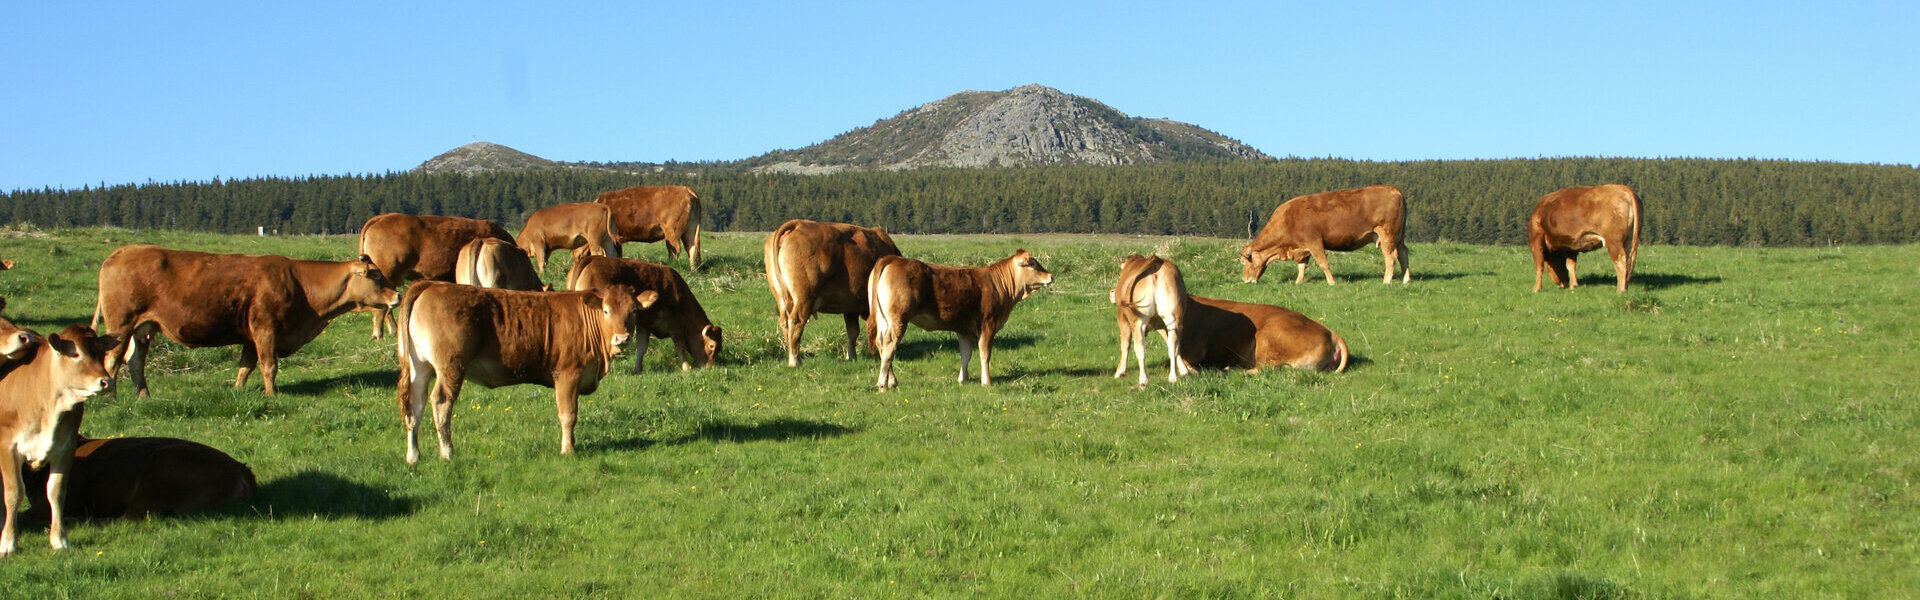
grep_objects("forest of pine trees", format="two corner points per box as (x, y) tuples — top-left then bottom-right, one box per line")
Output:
(3, 157), (1915, 246)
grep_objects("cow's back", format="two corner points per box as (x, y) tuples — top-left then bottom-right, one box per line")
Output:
(95, 245), (298, 346)
(1266, 185), (1403, 242)
(407, 283), (569, 388)
(769, 220), (900, 315)
(1530, 184), (1638, 248)
(1185, 295), (1343, 372)
(595, 186), (697, 243)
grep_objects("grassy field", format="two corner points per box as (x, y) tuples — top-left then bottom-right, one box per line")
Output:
(0, 225), (1914, 598)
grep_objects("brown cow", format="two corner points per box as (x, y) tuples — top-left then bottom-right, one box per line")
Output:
(0, 317), (38, 363)
(0, 258), (14, 313)
(1, 325), (119, 556)
(396, 281), (655, 463)
(357, 213), (514, 338)
(1111, 254), (1190, 386)
(516, 202), (621, 275)
(868, 250), (1054, 389)
(1178, 296), (1348, 373)
(454, 237), (545, 292)
(1527, 184), (1642, 293)
(566, 255), (722, 372)
(763, 219), (901, 367)
(1239, 184), (1410, 285)
(92, 245), (399, 398)
(21, 436), (255, 521)
(595, 185), (702, 270)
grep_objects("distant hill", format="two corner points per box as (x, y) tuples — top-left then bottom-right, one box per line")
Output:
(743, 84), (1270, 174)
(414, 85), (1271, 176)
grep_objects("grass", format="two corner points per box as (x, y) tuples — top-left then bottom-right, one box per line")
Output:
(0, 226), (1915, 598)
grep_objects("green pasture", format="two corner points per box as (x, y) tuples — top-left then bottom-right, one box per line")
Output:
(0, 226), (1914, 598)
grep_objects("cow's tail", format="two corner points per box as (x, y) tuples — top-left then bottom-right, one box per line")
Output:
(865, 259), (893, 354)
(1627, 189), (1642, 279)
(1329, 329), (1350, 374)
(685, 191), (704, 270)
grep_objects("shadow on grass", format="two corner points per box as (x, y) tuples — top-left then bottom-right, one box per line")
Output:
(1633, 271), (1723, 291)
(888, 333), (1038, 361)
(276, 369), (400, 396)
(4, 314), (97, 332)
(239, 470), (417, 520)
(584, 418), (860, 453)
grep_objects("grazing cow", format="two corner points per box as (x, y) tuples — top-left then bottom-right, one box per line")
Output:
(1111, 254), (1190, 386)
(566, 255), (722, 372)
(595, 185), (702, 270)
(396, 281), (655, 463)
(454, 238), (545, 292)
(1178, 296), (1348, 373)
(763, 219), (901, 367)
(1, 325), (120, 556)
(93, 244), (399, 398)
(868, 250), (1054, 389)
(357, 213), (514, 338)
(21, 436), (255, 521)
(1239, 184), (1410, 285)
(1527, 184), (1642, 293)
(516, 202), (621, 274)
(0, 317), (37, 363)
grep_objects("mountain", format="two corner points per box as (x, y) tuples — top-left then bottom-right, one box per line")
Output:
(745, 84), (1270, 174)
(415, 142), (562, 174)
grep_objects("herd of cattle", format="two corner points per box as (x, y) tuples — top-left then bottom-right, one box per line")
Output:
(0, 181), (1643, 555)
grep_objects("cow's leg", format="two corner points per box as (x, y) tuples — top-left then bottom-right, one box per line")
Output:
(554, 378), (579, 455)
(1312, 247), (1335, 285)
(1, 452), (20, 555)
(1131, 320), (1151, 387)
(370, 307), (392, 340)
(779, 303), (808, 367)
(1531, 242), (1548, 292)
(630, 333), (652, 374)
(1293, 261), (1308, 284)
(956, 334), (974, 383)
(674, 333), (695, 372)
(399, 358), (432, 465)
(256, 334), (280, 395)
(233, 343), (258, 391)
(430, 368), (464, 461)
(125, 327), (157, 399)
(685, 225), (702, 271)
(1605, 238), (1630, 293)
(1395, 240), (1412, 284)
(976, 331), (994, 386)
(1114, 314), (1132, 379)
(874, 320), (900, 390)
(841, 313), (861, 361)
(1162, 324), (1181, 383)
(1564, 255), (1579, 290)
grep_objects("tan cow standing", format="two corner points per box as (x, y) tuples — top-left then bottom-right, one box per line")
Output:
(1178, 296), (1348, 373)
(763, 219), (901, 367)
(1527, 184), (1642, 293)
(92, 245), (400, 398)
(596, 185), (702, 270)
(1240, 184), (1410, 285)
(396, 281), (655, 463)
(566, 255), (722, 372)
(357, 213), (514, 338)
(1111, 254), (1190, 386)
(867, 250), (1054, 389)
(1, 325), (120, 557)
(516, 202), (621, 275)
(453, 238), (545, 291)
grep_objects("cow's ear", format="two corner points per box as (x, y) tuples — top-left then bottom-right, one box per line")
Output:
(0, 259), (14, 269)
(91, 333), (125, 356)
(48, 333), (80, 358)
(635, 290), (659, 309)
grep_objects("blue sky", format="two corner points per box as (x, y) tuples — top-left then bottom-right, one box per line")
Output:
(3, 1), (1914, 191)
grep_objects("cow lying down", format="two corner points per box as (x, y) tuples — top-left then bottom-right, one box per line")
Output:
(22, 436), (256, 521)
(1178, 295), (1349, 374)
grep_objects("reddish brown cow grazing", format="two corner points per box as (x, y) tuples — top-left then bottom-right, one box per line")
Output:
(22, 436), (255, 521)
(1239, 184), (1410, 285)
(763, 219), (901, 367)
(357, 213), (514, 338)
(1, 325), (119, 556)
(1111, 254), (1190, 386)
(454, 238), (545, 292)
(92, 245), (399, 398)
(516, 202), (621, 274)
(867, 250), (1054, 389)
(1527, 184), (1642, 293)
(396, 281), (655, 463)
(1178, 296), (1348, 373)
(566, 255), (722, 372)
(0, 317), (38, 363)
(596, 185), (702, 270)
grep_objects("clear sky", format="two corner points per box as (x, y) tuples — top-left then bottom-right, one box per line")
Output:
(4, 1), (1915, 191)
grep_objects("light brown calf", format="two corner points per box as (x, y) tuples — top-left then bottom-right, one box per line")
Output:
(1111, 254), (1190, 386)
(516, 202), (621, 274)
(763, 219), (901, 367)
(1, 325), (120, 556)
(868, 250), (1053, 389)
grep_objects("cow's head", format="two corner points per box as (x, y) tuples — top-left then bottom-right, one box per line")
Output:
(0, 316), (40, 363)
(696, 325), (723, 367)
(1008, 249), (1054, 298)
(46, 325), (121, 402)
(1238, 243), (1307, 283)
(348, 255), (402, 308)
(592, 285), (657, 352)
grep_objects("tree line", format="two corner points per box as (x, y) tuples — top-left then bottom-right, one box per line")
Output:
(4, 157), (1915, 246)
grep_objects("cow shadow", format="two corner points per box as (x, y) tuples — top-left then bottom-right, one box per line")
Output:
(584, 418), (860, 453)
(230, 470), (416, 520)
(276, 370), (400, 396)
(888, 333), (1038, 361)
(5, 314), (98, 333)
(1633, 272), (1723, 291)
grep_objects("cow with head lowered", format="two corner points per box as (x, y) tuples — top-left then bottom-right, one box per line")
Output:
(763, 219), (901, 367)
(1, 324), (120, 557)
(867, 249), (1053, 389)
(566, 255), (721, 372)
(396, 281), (656, 463)
(596, 185), (703, 270)
(516, 202), (621, 275)
(357, 213), (514, 338)
(93, 245), (399, 398)
(1527, 184), (1641, 293)
(1240, 184), (1410, 285)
